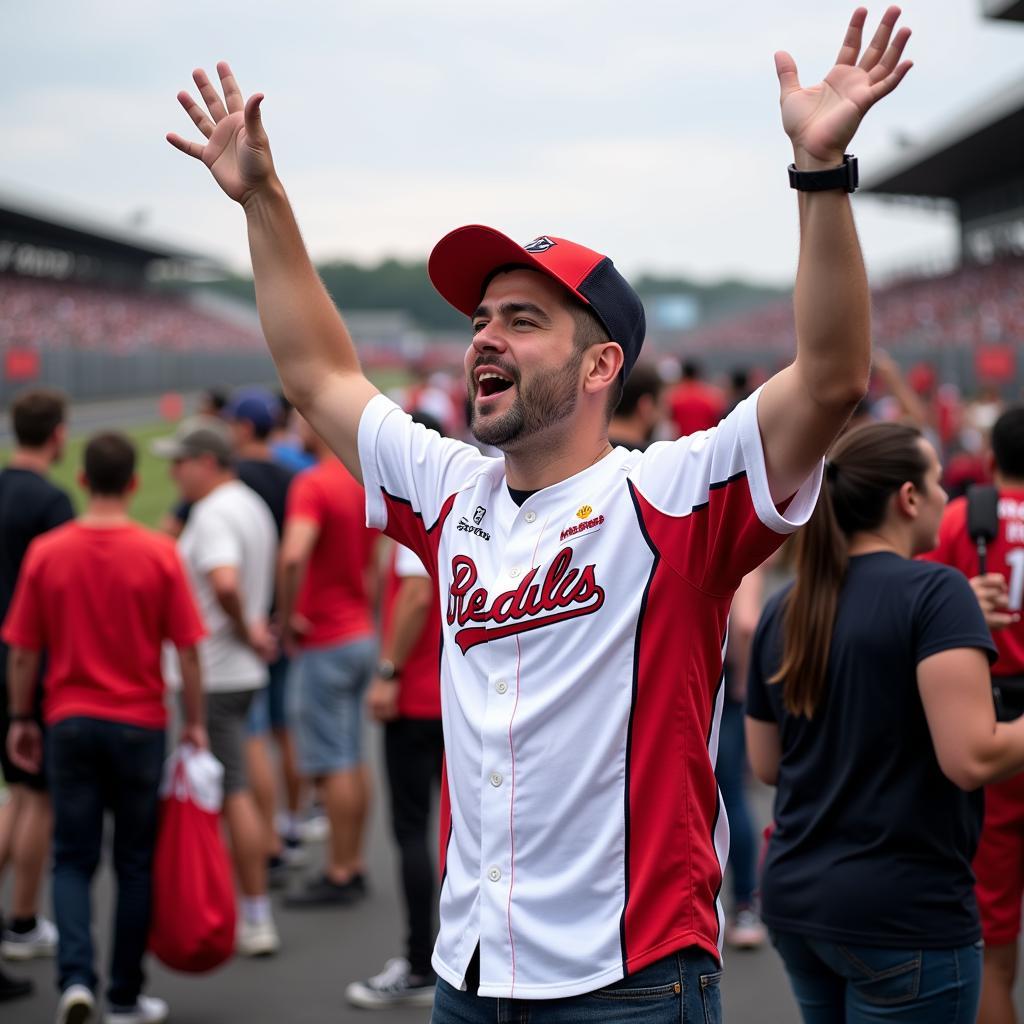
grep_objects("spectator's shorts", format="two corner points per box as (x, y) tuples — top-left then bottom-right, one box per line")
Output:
(247, 655), (290, 736)
(288, 636), (375, 776)
(973, 772), (1024, 945)
(206, 689), (259, 796)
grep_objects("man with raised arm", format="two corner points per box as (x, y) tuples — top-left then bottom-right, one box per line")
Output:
(168, 9), (911, 1019)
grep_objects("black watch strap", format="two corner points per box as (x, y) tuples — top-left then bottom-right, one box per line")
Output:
(788, 153), (859, 193)
(7, 711), (34, 723)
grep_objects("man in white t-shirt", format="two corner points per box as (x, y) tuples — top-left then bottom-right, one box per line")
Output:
(154, 416), (280, 957)
(168, 11), (912, 1017)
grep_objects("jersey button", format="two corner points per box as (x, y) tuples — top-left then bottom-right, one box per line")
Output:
(495, 680), (508, 694)
(524, 511), (537, 524)
(489, 772), (503, 788)
(488, 866), (502, 882)
(509, 567), (521, 578)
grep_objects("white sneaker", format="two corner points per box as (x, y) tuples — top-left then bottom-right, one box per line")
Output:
(56, 984), (96, 1024)
(3, 914), (59, 959)
(236, 917), (280, 957)
(725, 907), (767, 950)
(103, 995), (169, 1024)
(345, 958), (436, 1009)
(297, 813), (329, 843)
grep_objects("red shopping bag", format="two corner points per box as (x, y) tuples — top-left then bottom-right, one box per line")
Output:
(149, 746), (236, 973)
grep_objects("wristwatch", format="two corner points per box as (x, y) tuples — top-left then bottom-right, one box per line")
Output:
(377, 660), (400, 681)
(788, 153), (859, 193)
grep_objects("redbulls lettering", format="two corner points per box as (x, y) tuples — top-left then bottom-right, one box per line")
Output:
(447, 547), (605, 653)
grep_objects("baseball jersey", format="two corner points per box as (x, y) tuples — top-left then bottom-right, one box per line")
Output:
(922, 489), (1024, 676)
(357, 386), (821, 999)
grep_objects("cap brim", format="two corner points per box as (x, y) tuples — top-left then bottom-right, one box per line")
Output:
(150, 437), (186, 459)
(428, 225), (587, 318)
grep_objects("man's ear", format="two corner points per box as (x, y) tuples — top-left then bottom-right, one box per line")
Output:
(584, 342), (624, 396)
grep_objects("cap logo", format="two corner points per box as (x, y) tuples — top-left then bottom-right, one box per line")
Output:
(524, 236), (556, 254)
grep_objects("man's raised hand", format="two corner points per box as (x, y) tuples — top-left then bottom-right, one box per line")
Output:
(776, 6), (913, 167)
(167, 62), (276, 205)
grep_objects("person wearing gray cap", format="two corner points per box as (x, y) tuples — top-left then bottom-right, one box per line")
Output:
(153, 415), (281, 957)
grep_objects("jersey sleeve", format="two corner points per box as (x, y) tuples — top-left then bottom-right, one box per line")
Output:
(395, 543), (430, 580)
(914, 564), (998, 665)
(1, 542), (46, 650)
(163, 546), (207, 648)
(627, 386), (822, 594)
(745, 595), (784, 723)
(357, 394), (493, 571)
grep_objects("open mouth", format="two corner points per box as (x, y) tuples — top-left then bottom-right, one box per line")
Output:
(476, 369), (515, 399)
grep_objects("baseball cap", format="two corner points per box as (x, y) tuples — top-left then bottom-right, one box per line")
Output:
(225, 387), (281, 435)
(151, 415), (233, 463)
(428, 225), (647, 378)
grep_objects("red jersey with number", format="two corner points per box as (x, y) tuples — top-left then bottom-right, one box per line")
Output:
(2, 522), (205, 728)
(923, 489), (1024, 676)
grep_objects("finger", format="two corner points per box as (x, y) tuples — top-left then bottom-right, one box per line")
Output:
(835, 7), (868, 66)
(868, 26), (911, 84)
(166, 132), (206, 161)
(176, 90), (215, 138)
(774, 51), (801, 102)
(859, 5), (902, 71)
(244, 93), (266, 142)
(192, 68), (228, 122)
(868, 59), (913, 103)
(988, 613), (1016, 629)
(217, 61), (245, 115)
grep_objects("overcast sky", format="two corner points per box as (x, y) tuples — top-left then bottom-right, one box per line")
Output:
(3, 0), (1021, 285)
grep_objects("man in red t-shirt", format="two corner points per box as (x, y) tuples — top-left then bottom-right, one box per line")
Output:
(668, 359), (725, 438)
(4, 432), (206, 1024)
(924, 405), (1024, 1024)
(277, 417), (379, 907)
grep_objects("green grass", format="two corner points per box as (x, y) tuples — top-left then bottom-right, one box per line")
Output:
(0, 422), (180, 529)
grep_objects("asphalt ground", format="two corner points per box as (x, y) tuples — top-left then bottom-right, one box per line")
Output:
(5, 732), (805, 1024)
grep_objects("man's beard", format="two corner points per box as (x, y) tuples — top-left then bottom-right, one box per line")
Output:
(469, 348), (583, 451)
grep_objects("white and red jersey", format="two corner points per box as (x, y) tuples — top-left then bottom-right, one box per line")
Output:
(357, 388), (821, 999)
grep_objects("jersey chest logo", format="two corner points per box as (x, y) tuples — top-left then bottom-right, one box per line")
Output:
(446, 547), (605, 653)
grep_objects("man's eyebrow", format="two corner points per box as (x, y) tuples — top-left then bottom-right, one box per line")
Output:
(471, 301), (553, 325)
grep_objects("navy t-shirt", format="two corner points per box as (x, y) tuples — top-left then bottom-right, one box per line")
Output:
(747, 551), (997, 949)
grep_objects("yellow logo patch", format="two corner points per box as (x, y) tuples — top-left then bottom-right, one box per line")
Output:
(576, 504), (593, 520)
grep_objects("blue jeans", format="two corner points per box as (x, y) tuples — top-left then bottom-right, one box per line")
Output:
(48, 717), (165, 1005)
(715, 695), (757, 907)
(770, 930), (982, 1023)
(431, 948), (722, 1023)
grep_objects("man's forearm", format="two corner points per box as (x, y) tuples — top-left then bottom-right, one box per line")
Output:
(243, 182), (361, 407)
(792, 155), (871, 405)
(177, 646), (204, 728)
(383, 579), (433, 669)
(276, 557), (306, 637)
(6, 647), (40, 716)
(214, 587), (252, 647)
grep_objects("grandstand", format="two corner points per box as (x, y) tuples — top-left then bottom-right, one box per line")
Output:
(0, 187), (271, 403)
(679, 3), (1024, 394)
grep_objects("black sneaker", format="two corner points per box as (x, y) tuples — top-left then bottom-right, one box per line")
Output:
(0, 965), (33, 1002)
(345, 958), (436, 1008)
(284, 873), (367, 907)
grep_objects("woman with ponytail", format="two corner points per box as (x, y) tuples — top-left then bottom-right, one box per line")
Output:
(746, 421), (1024, 1023)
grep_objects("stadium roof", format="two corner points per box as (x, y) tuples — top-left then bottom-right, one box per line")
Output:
(981, 0), (1024, 21)
(0, 184), (222, 270)
(862, 75), (1024, 200)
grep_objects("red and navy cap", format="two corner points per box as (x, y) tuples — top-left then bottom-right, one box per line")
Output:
(428, 225), (647, 379)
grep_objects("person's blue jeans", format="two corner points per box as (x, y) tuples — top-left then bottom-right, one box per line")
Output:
(770, 929), (983, 1023)
(431, 948), (722, 1023)
(715, 695), (757, 907)
(48, 717), (165, 1006)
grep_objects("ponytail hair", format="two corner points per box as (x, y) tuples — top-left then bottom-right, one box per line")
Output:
(770, 422), (928, 717)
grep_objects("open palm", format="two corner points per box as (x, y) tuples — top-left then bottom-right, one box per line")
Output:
(167, 63), (274, 206)
(777, 6), (913, 164)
